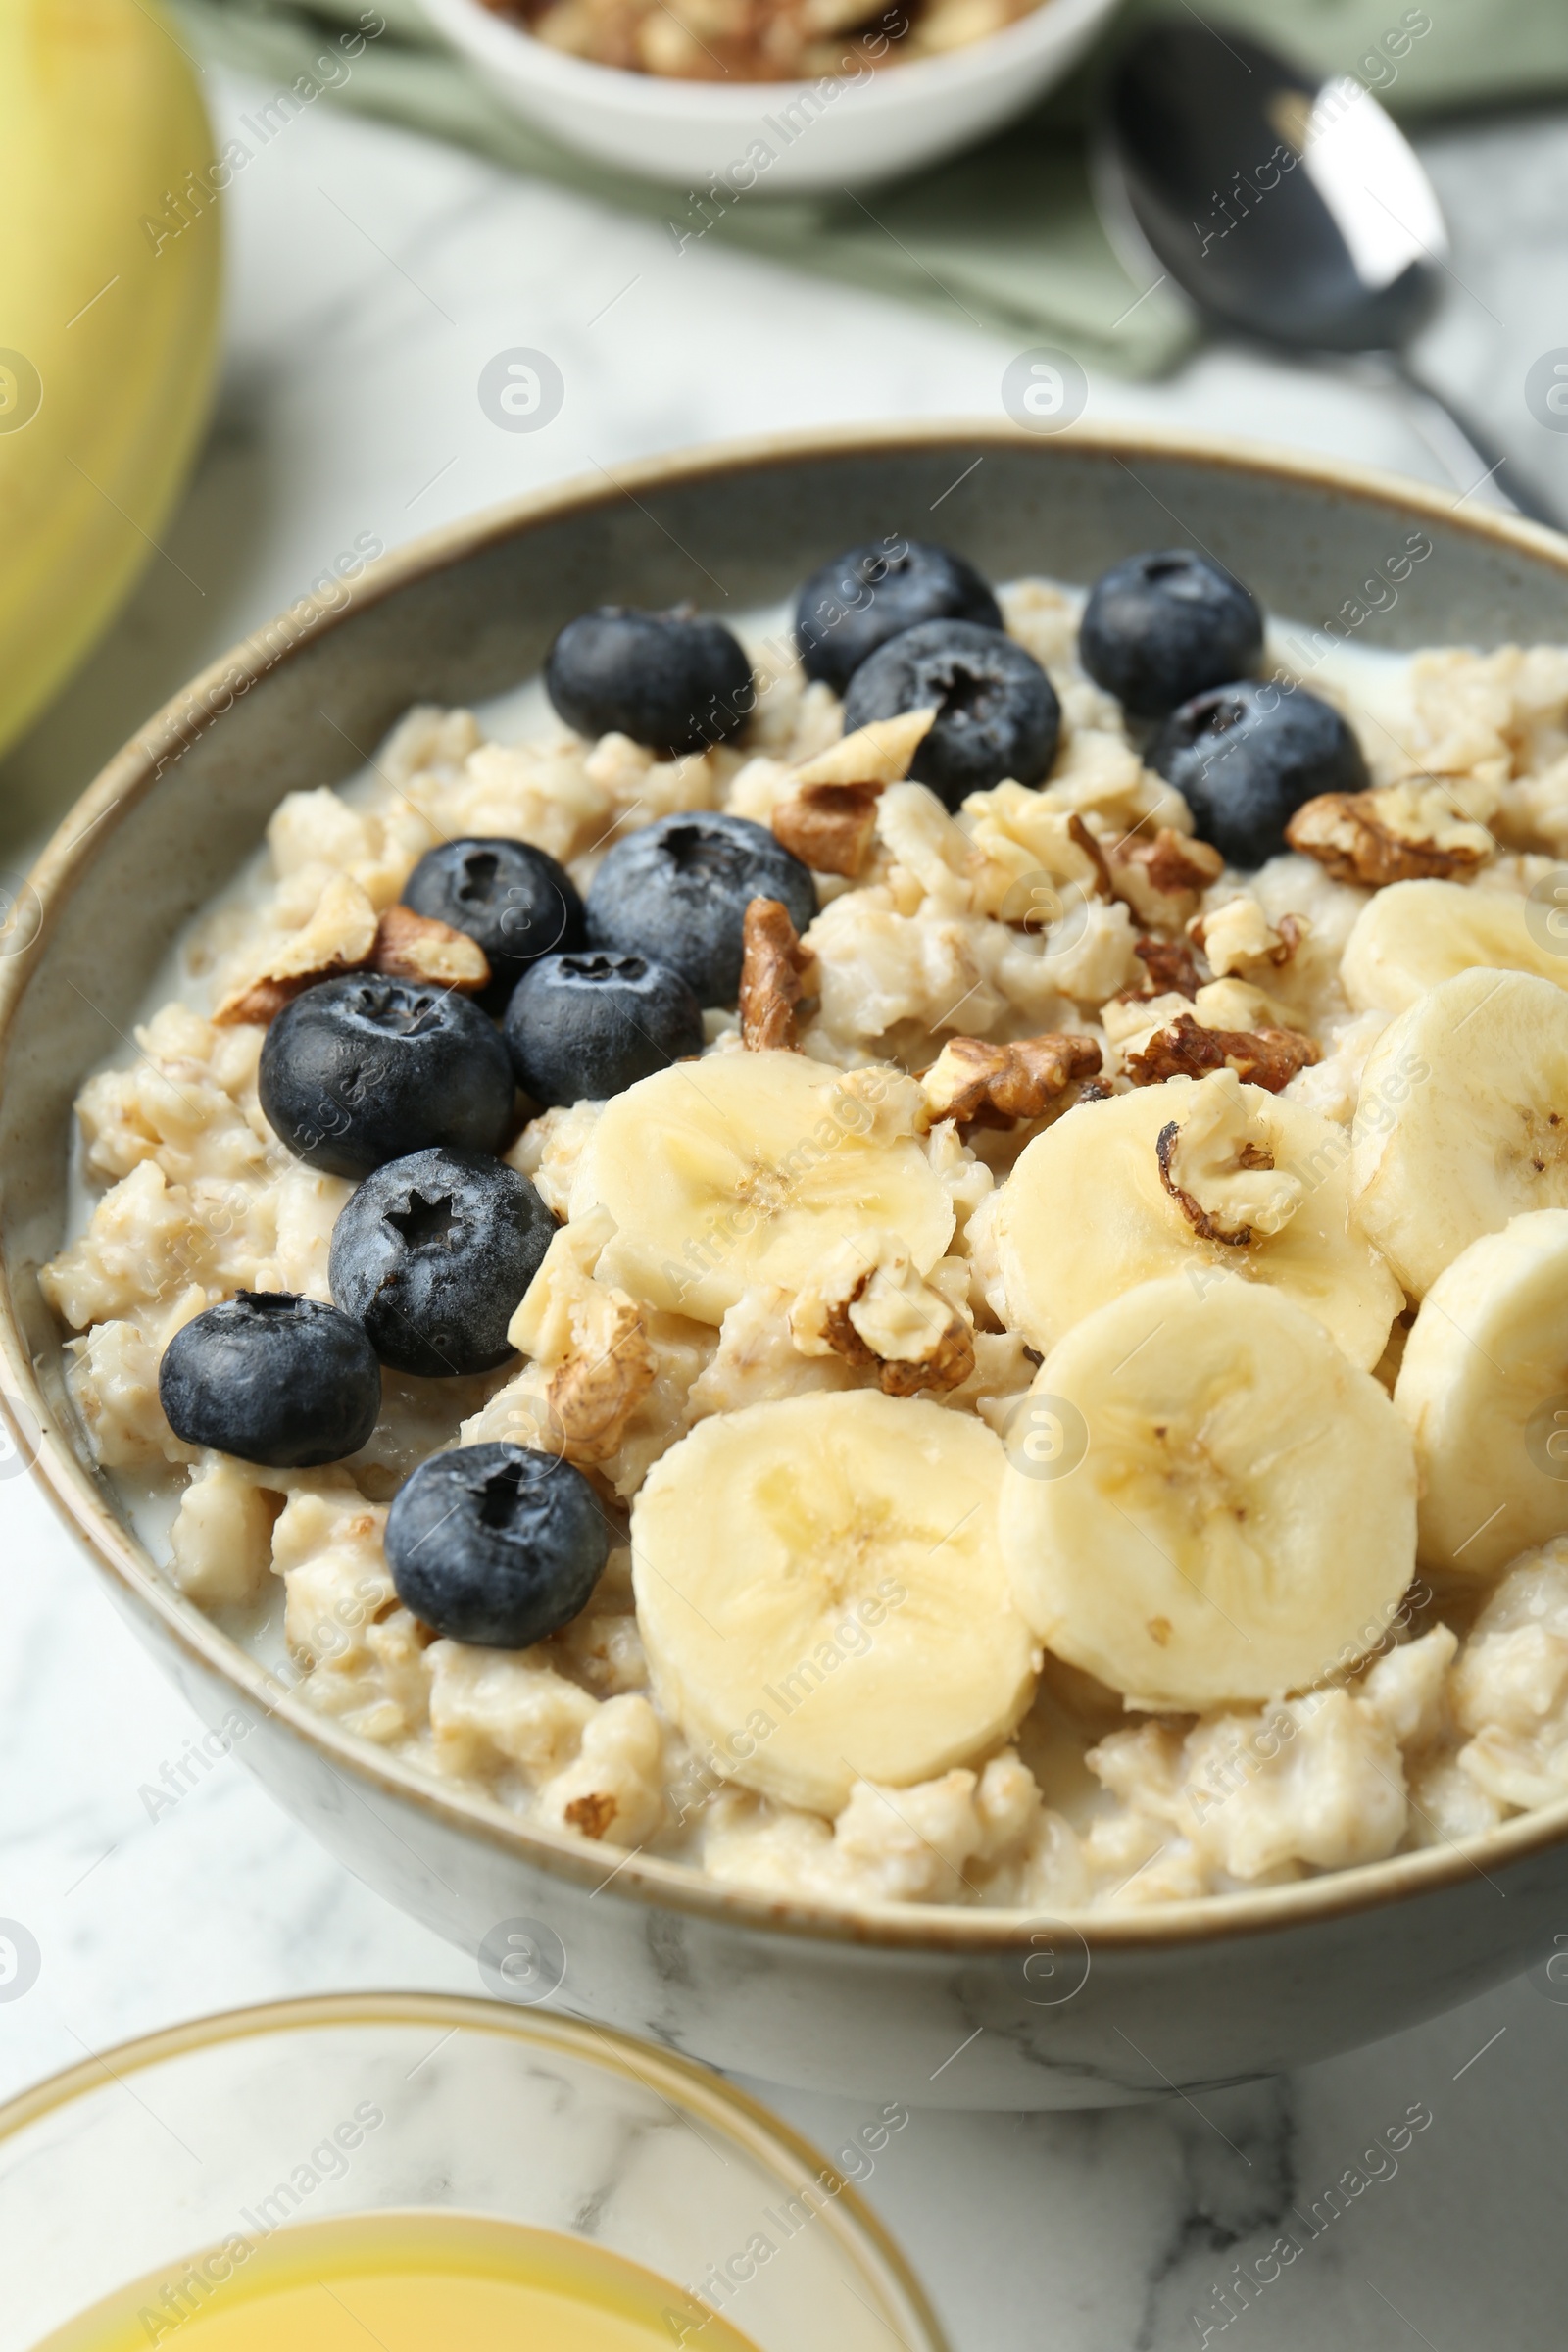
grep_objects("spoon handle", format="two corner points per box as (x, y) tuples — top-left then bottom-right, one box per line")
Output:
(1390, 354), (1564, 533)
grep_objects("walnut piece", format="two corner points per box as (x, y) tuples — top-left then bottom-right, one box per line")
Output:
(1154, 1070), (1304, 1246)
(793, 709), (937, 787)
(1102, 989), (1192, 1050)
(1286, 783), (1495, 886)
(770, 709), (938, 876)
(1131, 934), (1201, 1000)
(1192, 896), (1306, 975)
(545, 1291), (657, 1466)
(789, 1232), (974, 1396)
(369, 904), (490, 992)
(1110, 827), (1226, 923)
(1124, 1010), (1319, 1094)
(772, 779), (883, 878)
(214, 977), (306, 1028)
(214, 872), (378, 1025)
(739, 897), (813, 1052)
(918, 1031), (1102, 1128)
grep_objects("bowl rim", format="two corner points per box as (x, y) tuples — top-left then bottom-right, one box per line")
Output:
(419, 0), (1119, 112)
(0, 1988), (951, 2350)
(6, 414), (1568, 1959)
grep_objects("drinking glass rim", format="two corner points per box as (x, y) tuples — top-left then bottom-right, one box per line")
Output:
(0, 1989), (952, 2351)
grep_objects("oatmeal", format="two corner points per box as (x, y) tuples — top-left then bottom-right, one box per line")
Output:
(41, 539), (1568, 1912)
(482, 0), (1045, 83)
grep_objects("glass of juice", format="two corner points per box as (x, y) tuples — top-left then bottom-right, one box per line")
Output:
(0, 1993), (948, 2352)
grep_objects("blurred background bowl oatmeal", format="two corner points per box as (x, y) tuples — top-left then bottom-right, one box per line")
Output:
(417, 0), (1122, 190)
(478, 0), (1048, 80)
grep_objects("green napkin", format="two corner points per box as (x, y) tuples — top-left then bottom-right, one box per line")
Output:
(175, 0), (1568, 374)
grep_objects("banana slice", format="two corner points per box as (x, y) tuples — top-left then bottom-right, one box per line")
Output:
(999, 1276), (1417, 1709)
(1351, 968), (1568, 1298)
(573, 1053), (953, 1326)
(1394, 1209), (1568, 1576)
(631, 1391), (1037, 1816)
(1341, 879), (1568, 1016)
(993, 1069), (1400, 1369)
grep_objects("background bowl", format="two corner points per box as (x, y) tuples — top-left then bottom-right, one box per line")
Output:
(0, 1992), (947, 2349)
(417, 0), (1121, 192)
(5, 421), (1568, 2112)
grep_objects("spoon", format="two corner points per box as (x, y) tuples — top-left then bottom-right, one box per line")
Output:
(1094, 22), (1561, 531)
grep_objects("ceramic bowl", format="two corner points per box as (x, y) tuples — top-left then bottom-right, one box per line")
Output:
(5, 421), (1568, 2113)
(417, 0), (1120, 193)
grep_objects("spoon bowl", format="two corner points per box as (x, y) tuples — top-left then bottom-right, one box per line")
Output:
(1105, 24), (1443, 351)
(1097, 22), (1559, 527)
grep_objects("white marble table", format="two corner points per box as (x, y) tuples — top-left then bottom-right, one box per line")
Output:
(5, 68), (1568, 2350)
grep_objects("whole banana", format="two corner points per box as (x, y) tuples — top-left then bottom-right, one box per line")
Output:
(0, 0), (220, 759)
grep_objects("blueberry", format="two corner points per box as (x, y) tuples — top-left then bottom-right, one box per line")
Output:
(794, 536), (1003, 694)
(505, 950), (703, 1105)
(385, 1442), (608, 1648)
(1079, 549), (1264, 718)
(545, 606), (754, 754)
(586, 812), (815, 1007)
(403, 837), (584, 996)
(328, 1147), (553, 1378)
(159, 1293), (381, 1469)
(1151, 680), (1370, 867)
(842, 619), (1060, 811)
(259, 975), (514, 1180)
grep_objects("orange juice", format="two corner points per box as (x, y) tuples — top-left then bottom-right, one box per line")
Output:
(34, 2211), (763, 2351)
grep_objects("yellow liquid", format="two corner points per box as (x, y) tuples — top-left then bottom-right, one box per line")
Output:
(35, 2211), (764, 2352)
